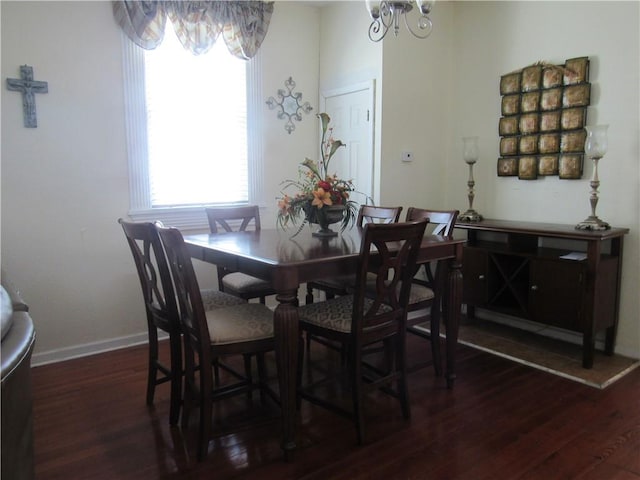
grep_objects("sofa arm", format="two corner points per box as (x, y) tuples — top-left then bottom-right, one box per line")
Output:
(1, 311), (36, 480)
(1, 271), (29, 312)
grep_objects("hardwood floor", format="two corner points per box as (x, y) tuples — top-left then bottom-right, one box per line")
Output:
(32, 335), (640, 479)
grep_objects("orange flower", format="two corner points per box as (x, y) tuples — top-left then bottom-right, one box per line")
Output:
(311, 188), (332, 208)
(278, 195), (291, 213)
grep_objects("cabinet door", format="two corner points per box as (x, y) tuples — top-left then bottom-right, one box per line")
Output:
(463, 247), (489, 306)
(529, 258), (585, 331)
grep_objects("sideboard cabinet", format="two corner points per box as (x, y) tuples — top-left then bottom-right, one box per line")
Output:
(456, 219), (629, 368)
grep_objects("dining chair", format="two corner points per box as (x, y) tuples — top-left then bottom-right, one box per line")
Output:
(157, 225), (277, 461)
(305, 204), (403, 305)
(402, 208), (459, 376)
(205, 205), (276, 304)
(118, 218), (246, 425)
(304, 205), (403, 358)
(297, 220), (427, 444)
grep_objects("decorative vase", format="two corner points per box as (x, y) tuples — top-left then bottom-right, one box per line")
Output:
(304, 204), (346, 237)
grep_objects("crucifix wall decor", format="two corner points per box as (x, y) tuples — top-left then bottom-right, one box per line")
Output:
(6, 65), (48, 128)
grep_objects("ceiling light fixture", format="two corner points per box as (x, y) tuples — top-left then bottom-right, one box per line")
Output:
(366, 0), (435, 42)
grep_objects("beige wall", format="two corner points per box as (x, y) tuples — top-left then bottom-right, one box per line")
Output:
(446, 1), (639, 356)
(1, 1), (321, 362)
(2, 1), (638, 362)
(320, 1), (639, 357)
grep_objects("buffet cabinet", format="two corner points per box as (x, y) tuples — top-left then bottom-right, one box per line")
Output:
(456, 219), (629, 368)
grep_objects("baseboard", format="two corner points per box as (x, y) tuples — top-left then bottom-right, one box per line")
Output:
(31, 307), (637, 367)
(31, 332), (156, 367)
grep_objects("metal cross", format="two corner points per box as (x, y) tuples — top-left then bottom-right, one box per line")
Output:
(6, 65), (48, 128)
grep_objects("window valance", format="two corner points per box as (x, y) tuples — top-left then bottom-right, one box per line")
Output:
(112, 1), (274, 59)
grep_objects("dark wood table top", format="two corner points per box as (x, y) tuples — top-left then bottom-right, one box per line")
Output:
(185, 228), (465, 291)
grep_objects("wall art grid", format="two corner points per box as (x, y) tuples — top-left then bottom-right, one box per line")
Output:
(497, 57), (590, 180)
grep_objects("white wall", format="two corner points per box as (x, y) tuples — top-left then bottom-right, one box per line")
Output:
(319, 1), (639, 357)
(379, 2), (455, 209)
(445, 1), (640, 357)
(318, 2), (383, 202)
(1, 1), (321, 362)
(2, 1), (638, 361)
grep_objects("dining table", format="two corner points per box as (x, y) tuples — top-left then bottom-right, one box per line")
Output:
(184, 226), (465, 461)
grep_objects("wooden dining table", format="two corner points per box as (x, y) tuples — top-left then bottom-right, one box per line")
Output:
(184, 226), (465, 461)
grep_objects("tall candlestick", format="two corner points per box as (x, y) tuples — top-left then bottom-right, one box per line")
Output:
(458, 136), (483, 222)
(576, 125), (610, 230)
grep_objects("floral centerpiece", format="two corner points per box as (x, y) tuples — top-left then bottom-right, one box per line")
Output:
(277, 113), (358, 237)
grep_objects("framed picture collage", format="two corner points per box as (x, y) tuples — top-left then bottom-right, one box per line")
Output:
(498, 57), (590, 180)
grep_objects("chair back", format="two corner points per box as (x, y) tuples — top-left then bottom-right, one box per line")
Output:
(157, 226), (212, 368)
(405, 207), (458, 237)
(118, 218), (179, 335)
(356, 205), (403, 226)
(351, 220), (427, 346)
(205, 205), (261, 234)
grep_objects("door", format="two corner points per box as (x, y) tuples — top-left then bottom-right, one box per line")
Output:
(529, 258), (585, 331)
(321, 81), (375, 205)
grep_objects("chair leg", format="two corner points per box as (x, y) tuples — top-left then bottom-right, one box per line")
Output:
(168, 331), (183, 426)
(396, 337), (411, 420)
(146, 326), (159, 406)
(297, 332), (305, 409)
(351, 348), (365, 445)
(197, 364), (213, 461)
(430, 309), (443, 377)
(213, 358), (221, 387)
(257, 353), (268, 407)
(182, 351), (196, 429)
(305, 284), (315, 305)
(243, 354), (253, 401)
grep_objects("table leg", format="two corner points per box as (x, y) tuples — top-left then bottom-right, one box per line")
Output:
(273, 290), (299, 461)
(442, 247), (463, 389)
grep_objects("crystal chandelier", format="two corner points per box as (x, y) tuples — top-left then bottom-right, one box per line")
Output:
(366, 0), (435, 42)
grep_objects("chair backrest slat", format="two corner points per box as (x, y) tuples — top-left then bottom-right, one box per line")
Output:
(119, 219), (178, 333)
(205, 205), (262, 234)
(405, 207), (458, 237)
(356, 205), (403, 226)
(351, 220), (427, 346)
(157, 226), (212, 366)
(404, 207), (459, 283)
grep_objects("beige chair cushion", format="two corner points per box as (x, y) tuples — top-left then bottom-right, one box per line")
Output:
(298, 295), (392, 334)
(364, 274), (434, 305)
(206, 303), (273, 345)
(406, 284), (435, 304)
(200, 289), (246, 310)
(221, 272), (272, 294)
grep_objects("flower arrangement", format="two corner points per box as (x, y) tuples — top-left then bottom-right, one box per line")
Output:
(277, 113), (358, 237)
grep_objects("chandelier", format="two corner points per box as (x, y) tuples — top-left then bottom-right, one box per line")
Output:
(366, 0), (435, 42)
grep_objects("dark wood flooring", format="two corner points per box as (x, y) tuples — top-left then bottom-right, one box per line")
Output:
(32, 334), (640, 479)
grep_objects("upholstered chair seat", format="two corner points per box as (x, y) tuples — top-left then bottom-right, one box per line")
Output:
(206, 303), (274, 345)
(201, 289), (246, 310)
(299, 295), (392, 334)
(220, 273), (273, 296)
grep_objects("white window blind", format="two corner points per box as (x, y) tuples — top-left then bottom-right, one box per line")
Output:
(144, 30), (248, 207)
(121, 28), (264, 230)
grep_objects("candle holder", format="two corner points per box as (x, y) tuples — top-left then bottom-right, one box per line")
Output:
(576, 125), (610, 231)
(458, 136), (483, 222)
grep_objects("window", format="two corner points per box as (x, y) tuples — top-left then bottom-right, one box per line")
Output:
(122, 29), (264, 229)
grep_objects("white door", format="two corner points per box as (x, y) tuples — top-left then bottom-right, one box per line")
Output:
(321, 81), (375, 206)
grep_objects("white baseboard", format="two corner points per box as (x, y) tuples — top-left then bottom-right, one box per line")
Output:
(31, 307), (638, 366)
(31, 332), (159, 367)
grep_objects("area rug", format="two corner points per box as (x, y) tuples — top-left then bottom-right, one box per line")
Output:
(412, 316), (639, 389)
